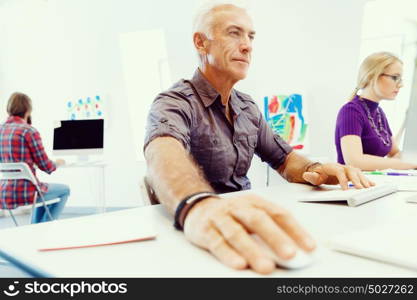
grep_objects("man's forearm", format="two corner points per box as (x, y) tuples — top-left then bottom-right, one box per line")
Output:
(277, 151), (312, 183)
(144, 137), (214, 215)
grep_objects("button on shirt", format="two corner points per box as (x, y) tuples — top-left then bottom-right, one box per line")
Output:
(144, 69), (293, 193)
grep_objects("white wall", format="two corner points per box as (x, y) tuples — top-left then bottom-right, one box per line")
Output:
(359, 0), (417, 143)
(0, 0), (201, 207)
(0, 0), (369, 203)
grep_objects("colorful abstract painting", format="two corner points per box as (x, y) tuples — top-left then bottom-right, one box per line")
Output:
(263, 94), (308, 151)
(66, 95), (104, 120)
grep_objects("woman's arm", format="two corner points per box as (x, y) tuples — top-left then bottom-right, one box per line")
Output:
(387, 139), (401, 158)
(340, 135), (417, 170)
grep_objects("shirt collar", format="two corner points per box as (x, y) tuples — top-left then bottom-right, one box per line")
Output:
(230, 89), (249, 111)
(190, 69), (220, 107)
(6, 116), (26, 124)
(190, 68), (249, 111)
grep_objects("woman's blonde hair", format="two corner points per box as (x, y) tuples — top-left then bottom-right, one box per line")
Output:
(349, 51), (402, 101)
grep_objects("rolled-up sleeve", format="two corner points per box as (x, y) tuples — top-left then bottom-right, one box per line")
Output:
(255, 114), (293, 170)
(144, 93), (192, 152)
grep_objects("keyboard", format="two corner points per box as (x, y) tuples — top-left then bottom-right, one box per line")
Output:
(298, 184), (398, 207)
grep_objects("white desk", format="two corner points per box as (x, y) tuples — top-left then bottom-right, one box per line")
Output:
(1, 183), (417, 277)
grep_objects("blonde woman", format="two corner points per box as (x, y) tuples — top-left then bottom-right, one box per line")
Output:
(335, 52), (417, 170)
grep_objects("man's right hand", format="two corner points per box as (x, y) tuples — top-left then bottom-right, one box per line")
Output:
(55, 159), (66, 167)
(183, 194), (316, 274)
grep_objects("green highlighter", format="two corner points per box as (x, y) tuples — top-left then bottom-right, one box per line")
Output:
(365, 171), (385, 175)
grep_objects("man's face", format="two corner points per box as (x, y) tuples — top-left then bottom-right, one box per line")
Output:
(204, 8), (255, 82)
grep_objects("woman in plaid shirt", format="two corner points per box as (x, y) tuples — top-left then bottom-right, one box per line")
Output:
(0, 92), (70, 223)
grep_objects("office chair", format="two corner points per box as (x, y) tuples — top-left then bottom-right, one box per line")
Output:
(0, 162), (58, 226)
(139, 176), (159, 206)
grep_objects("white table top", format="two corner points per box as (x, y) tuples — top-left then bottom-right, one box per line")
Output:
(1, 182), (417, 277)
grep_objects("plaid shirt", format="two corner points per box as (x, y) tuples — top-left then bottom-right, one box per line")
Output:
(0, 116), (56, 209)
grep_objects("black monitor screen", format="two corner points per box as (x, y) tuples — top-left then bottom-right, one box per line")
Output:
(53, 119), (104, 150)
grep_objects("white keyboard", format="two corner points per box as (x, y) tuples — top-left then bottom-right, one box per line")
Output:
(298, 184), (398, 207)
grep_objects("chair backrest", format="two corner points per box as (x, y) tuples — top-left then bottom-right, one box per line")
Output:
(0, 162), (38, 186)
(0, 162), (52, 226)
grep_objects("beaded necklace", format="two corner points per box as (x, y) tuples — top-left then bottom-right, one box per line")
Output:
(358, 96), (391, 147)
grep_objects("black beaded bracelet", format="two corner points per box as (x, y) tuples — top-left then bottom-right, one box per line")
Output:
(174, 192), (219, 231)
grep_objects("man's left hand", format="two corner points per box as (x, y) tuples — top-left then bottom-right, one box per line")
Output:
(302, 163), (375, 190)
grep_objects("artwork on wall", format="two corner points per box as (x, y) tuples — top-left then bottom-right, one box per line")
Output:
(66, 95), (104, 120)
(263, 93), (309, 152)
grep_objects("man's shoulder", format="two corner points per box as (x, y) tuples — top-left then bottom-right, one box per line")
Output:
(0, 122), (38, 140)
(3, 121), (34, 132)
(21, 125), (39, 138)
(157, 79), (195, 101)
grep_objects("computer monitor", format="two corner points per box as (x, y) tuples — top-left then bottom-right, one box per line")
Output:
(402, 62), (417, 162)
(53, 119), (104, 161)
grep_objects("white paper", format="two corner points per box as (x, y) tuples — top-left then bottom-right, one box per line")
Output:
(38, 209), (157, 251)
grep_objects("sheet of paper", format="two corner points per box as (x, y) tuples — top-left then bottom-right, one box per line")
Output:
(37, 209), (157, 251)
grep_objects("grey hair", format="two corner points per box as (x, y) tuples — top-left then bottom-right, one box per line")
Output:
(192, 0), (248, 38)
(192, 0), (249, 65)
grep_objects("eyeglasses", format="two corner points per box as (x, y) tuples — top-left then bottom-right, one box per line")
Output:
(381, 73), (403, 84)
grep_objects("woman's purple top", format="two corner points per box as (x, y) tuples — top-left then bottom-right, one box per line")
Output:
(335, 95), (392, 164)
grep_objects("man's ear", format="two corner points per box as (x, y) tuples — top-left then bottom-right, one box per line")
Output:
(193, 32), (208, 55)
